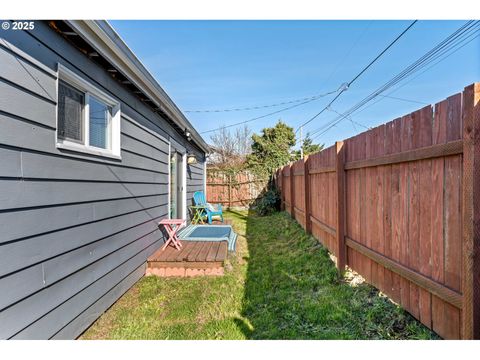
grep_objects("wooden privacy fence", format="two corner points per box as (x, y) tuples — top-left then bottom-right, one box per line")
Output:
(207, 168), (268, 208)
(275, 83), (480, 339)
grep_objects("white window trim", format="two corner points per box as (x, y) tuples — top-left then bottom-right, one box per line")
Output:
(181, 151), (187, 220)
(56, 64), (121, 159)
(167, 141), (171, 220)
(203, 160), (207, 196)
(168, 142), (187, 220)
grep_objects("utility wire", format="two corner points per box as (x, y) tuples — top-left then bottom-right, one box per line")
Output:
(200, 20), (416, 136)
(186, 22), (373, 115)
(348, 21), (418, 87)
(308, 21), (480, 142)
(317, 20), (480, 138)
(323, 21), (374, 85)
(184, 92), (336, 113)
(350, 25), (480, 118)
(308, 20), (479, 138)
(294, 20), (418, 134)
(376, 94), (428, 105)
(199, 88), (339, 134)
(327, 107), (372, 130)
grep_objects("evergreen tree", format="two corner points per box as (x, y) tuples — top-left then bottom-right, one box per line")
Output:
(246, 120), (296, 178)
(293, 133), (324, 160)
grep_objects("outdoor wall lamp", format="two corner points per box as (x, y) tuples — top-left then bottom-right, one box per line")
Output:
(187, 152), (198, 164)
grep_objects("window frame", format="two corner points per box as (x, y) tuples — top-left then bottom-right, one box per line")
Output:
(56, 64), (121, 159)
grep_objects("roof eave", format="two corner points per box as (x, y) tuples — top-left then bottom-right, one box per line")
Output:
(64, 20), (210, 154)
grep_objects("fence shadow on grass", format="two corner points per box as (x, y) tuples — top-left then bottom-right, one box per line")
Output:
(232, 210), (439, 340)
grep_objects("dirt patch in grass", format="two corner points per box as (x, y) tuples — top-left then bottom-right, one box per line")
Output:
(81, 210), (439, 340)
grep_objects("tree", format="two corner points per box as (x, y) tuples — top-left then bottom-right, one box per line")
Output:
(246, 120), (296, 178)
(233, 125), (252, 158)
(292, 133), (324, 160)
(209, 125), (252, 168)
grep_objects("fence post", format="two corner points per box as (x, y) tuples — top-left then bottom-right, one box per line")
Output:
(304, 156), (312, 234)
(228, 173), (232, 210)
(335, 141), (347, 273)
(280, 167), (285, 211)
(462, 83), (480, 339)
(290, 163), (295, 218)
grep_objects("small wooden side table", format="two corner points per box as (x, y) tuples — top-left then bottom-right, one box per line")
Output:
(159, 218), (186, 251)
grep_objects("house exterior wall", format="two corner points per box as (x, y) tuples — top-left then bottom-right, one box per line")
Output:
(0, 21), (206, 339)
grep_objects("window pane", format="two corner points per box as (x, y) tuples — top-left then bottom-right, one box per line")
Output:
(89, 96), (111, 149)
(58, 80), (84, 142)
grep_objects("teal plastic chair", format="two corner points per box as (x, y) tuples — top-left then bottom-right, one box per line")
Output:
(193, 191), (223, 224)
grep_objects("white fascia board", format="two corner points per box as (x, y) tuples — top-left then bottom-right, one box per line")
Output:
(65, 20), (210, 154)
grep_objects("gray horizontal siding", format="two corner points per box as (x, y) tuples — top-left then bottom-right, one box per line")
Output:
(0, 112), (168, 173)
(0, 148), (22, 177)
(0, 22), (204, 339)
(0, 232), (161, 338)
(0, 205), (166, 276)
(0, 224), (163, 313)
(0, 180), (168, 211)
(0, 195), (164, 243)
(0, 78), (56, 127)
(21, 151), (168, 183)
(52, 264), (146, 340)
(0, 43), (56, 101)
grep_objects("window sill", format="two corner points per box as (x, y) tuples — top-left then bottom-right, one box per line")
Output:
(56, 141), (122, 160)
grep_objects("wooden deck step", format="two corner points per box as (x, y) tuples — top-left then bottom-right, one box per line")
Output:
(146, 241), (228, 277)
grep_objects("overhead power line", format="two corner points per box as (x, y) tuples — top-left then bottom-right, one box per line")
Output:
(348, 25), (480, 118)
(200, 20), (417, 136)
(308, 20), (479, 139)
(327, 107), (371, 131)
(294, 20), (418, 134)
(199, 87), (339, 134)
(348, 21), (418, 87)
(376, 94), (428, 105)
(184, 92), (336, 113)
(311, 20), (480, 140)
(186, 22), (373, 115)
(308, 20), (480, 142)
(323, 21), (374, 85)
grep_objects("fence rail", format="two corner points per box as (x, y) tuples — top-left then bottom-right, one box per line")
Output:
(207, 169), (268, 208)
(275, 83), (480, 340)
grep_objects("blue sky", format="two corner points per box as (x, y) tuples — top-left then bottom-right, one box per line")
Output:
(110, 20), (479, 148)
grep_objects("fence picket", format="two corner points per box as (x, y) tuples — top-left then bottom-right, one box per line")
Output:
(274, 83), (480, 339)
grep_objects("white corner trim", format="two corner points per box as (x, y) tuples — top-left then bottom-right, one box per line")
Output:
(203, 160), (207, 195)
(182, 152), (187, 220)
(167, 141), (171, 220)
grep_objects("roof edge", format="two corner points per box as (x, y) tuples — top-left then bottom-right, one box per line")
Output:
(64, 20), (210, 154)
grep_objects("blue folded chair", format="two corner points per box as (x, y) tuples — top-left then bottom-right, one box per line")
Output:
(193, 191), (224, 224)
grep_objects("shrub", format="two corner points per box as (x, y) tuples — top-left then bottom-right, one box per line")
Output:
(254, 187), (281, 216)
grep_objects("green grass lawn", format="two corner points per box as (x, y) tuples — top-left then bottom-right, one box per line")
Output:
(81, 210), (439, 340)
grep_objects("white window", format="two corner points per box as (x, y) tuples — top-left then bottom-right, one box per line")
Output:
(56, 64), (121, 159)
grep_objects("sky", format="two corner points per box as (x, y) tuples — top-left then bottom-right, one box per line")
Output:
(110, 20), (480, 148)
